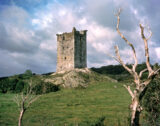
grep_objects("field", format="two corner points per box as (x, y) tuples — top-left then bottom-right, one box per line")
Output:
(0, 81), (130, 126)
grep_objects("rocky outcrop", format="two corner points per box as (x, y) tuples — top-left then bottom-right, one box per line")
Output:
(44, 68), (117, 88)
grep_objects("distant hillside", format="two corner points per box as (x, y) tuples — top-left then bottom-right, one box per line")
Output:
(0, 70), (59, 94)
(0, 63), (158, 93)
(91, 63), (151, 82)
(0, 68), (117, 94)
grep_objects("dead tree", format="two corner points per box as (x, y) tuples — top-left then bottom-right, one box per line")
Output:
(111, 9), (160, 126)
(13, 81), (40, 126)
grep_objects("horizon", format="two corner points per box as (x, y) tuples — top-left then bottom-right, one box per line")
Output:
(0, 62), (159, 78)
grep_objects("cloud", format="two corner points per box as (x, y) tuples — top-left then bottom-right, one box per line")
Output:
(155, 47), (160, 59)
(0, 5), (39, 54)
(28, 2), (119, 68)
(0, 0), (160, 77)
(0, 50), (25, 77)
(0, 5), (57, 76)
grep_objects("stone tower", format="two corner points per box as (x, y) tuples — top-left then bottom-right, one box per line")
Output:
(56, 27), (87, 72)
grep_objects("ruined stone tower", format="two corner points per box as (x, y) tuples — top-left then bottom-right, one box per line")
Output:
(56, 27), (87, 72)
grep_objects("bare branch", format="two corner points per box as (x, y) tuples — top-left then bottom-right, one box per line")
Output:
(27, 95), (40, 108)
(106, 53), (121, 64)
(143, 78), (152, 87)
(123, 85), (134, 99)
(13, 94), (21, 108)
(110, 9), (160, 126)
(154, 68), (160, 75)
(114, 45), (133, 74)
(140, 24), (153, 75)
(141, 68), (160, 88)
(147, 29), (152, 41)
(139, 68), (148, 78)
(145, 25), (152, 41)
(116, 9), (138, 73)
(114, 8), (122, 17)
(13, 80), (40, 126)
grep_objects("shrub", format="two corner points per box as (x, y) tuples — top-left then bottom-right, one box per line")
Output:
(0, 78), (19, 93)
(9, 78), (19, 92)
(33, 82), (59, 95)
(92, 116), (105, 126)
(0, 76), (59, 94)
(18, 70), (32, 79)
(44, 82), (59, 93)
(142, 76), (160, 126)
(15, 80), (27, 93)
(0, 79), (9, 93)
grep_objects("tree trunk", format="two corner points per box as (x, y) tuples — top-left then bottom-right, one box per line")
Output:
(130, 97), (141, 126)
(131, 110), (140, 126)
(18, 109), (25, 126)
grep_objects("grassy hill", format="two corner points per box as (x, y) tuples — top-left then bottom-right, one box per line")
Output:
(0, 64), (159, 126)
(0, 79), (130, 126)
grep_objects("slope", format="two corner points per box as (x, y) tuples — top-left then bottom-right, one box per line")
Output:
(0, 81), (130, 126)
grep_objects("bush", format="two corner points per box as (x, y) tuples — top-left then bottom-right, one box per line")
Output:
(0, 78), (19, 93)
(0, 77), (29, 93)
(0, 76), (59, 94)
(18, 70), (32, 79)
(0, 69), (33, 94)
(33, 82), (59, 95)
(9, 78), (18, 91)
(142, 76), (160, 126)
(15, 80), (28, 93)
(0, 79), (9, 93)
(92, 116), (105, 126)
(45, 82), (59, 93)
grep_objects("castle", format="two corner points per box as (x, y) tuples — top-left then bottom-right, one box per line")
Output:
(56, 27), (87, 72)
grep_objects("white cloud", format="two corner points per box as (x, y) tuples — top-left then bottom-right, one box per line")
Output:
(87, 22), (117, 41)
(79, 18), (87, 25)
(113, 0), (129, 7)
(84, 22), (117, 54)
(32, 19), (40, 25)
(59, 9), (67, 16)
(40, 42), (56, 51)
(155, 47), (160, 59)
(0, 0), (160, 77)
(31, 14), (53, 28)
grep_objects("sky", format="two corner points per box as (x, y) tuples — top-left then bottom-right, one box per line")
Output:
(0, 0), (160, 77)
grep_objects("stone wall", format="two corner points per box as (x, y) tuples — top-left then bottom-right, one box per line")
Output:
(56, 27), (87, 72)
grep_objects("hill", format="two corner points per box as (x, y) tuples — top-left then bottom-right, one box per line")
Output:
(0, 67), (130, 125)
(0, 68), (117, 94)
(0, 81), (130, 126)
(44, 68), (117, 88)
(0, 64), (159, 125)
(91, 63), (149, 82)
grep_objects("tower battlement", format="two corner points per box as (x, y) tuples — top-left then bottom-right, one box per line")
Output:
(56, 27), (87, 72)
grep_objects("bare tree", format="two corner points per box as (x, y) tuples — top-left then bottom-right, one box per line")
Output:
(13, 81), (40, 126)
(110, 9), (160, 126)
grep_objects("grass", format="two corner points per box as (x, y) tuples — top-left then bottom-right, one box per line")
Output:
(0, 81), (130, 126)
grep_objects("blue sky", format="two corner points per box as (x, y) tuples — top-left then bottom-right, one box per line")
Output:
(0, 0), (160, 77)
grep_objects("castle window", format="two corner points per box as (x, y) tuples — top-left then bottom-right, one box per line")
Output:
(64, 57), (67, 60)
(63, 36), (65, 40)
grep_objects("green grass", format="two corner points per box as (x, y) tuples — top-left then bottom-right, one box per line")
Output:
(0, 81), (130, 126)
